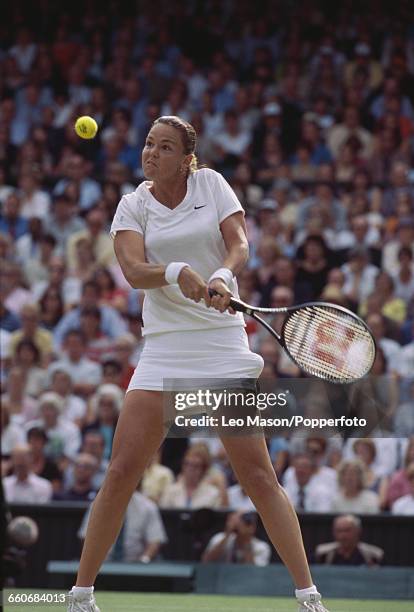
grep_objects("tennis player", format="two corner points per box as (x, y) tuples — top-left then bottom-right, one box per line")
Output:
(68, 116), (329, 612)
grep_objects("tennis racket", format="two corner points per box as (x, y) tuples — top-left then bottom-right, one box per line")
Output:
(209, 290), (376, 383)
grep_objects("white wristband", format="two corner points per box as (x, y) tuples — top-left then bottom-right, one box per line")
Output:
(208, 267), (234, 287)
(165, 262), (189, 285)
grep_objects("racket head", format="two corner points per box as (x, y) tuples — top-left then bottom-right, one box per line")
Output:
(280, 302), (376, 383)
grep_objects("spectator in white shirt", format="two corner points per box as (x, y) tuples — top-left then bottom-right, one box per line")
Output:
(3, 444), (52, 504)
(332, 460), (380, 514)
(25, 391), (81, 462)
(341, 246), (379, 305)
(202, 511), (271, 566)
(79, 488), (168, 563)
(365, 313), (401, 367)
(49, 330), (102, 397)
(391, 463), (414, 516)
(283, 454), (335, 513)
(227, 484), (256, 512)
(48, 365), (87, 427)
(160, 445), (222, 509)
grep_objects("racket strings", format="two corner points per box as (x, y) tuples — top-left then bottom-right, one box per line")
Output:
(283, 305), (375, 382)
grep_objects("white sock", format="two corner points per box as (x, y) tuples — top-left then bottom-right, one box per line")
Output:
(71, 586), (94, 598)
(295, 585), (318, 599)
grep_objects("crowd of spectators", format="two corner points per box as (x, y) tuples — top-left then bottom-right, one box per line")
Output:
(1, 0), (414, 565)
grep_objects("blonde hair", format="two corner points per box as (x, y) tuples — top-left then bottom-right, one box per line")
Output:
(184, 443), (211, 474)
(152, 115), (198, 173)
(337, 459), (367, 491)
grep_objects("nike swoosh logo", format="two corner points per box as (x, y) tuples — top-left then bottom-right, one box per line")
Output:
(194, 205), (207, 210)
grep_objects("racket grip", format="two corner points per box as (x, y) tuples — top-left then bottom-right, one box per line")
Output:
(208, 288), (245, 312)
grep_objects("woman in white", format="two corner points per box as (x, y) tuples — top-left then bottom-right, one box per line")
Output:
(68, 116), (329, 612)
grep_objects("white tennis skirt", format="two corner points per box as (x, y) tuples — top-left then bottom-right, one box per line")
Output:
(127, 326), (264, 392)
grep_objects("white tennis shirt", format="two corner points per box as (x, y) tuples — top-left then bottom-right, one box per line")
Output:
(110, 168), (245, 336)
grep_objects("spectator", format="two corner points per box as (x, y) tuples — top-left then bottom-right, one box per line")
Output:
(3, 444), (52, 504)
(315, 514), (384, 566)
(283, 454), (335, 512)
(0, 192), (28, 240)
(202, 511), (271, 566)
(82, 384), (123, 460)
(160, 446), (222, 509)
(79, 486), (168, 562)
(53, 154), (101, 211)
(66, 207), (115, 272)
(32, 255), (81, 308)
(13, 339), (47, 398)
(50, 330), (102, 397)
(25, 391), (81, 462)
(48, 366), (87, 426)
(54, 453), (98, 502)
(0, 261), (33, 316)
(1, 402), (25, 458)
(391, 246), (414, 303)
(327, 106), (373, 160)
(46, 194), (86, 255)
(1, 366), (39, 423)
(341, 246), (379, 306)
(8, 303), (53, 365)
(53, 280), (127, 348)
(227, 484), (256, 512)
(332, 460), (380, 514)
(26, 426), (63, 493)
(38, 286), (64, 331)
(141, 450), (175, 504)
(391, 463), (414, 515)
(79, 307), (114, 363)
(386, 437), (414, 508)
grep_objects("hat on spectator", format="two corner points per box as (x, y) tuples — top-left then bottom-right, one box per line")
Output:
(39, 392), (64, 413)
(263, 102), (281, 116)
(355, 43), (371, 56)
(259, 198), (278, 212)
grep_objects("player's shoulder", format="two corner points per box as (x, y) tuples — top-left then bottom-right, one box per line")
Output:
(191, 167), (222, 186)
(121, 181), (149, 206)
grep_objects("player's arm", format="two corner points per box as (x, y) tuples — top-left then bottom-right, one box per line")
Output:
(220, 211), (249, 276)
(114, 230), (168, 289)
(201, 533), (232, 562)
(209, 212), (249, 312)
(114, 230), (210, 303)
(139, 541), (161, 562)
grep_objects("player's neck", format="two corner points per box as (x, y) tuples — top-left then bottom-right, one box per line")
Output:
(151, 176), (188, 210)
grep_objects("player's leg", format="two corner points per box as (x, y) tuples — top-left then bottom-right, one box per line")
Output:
(220, 432), (313, 587)
(76, 390), (166, 587)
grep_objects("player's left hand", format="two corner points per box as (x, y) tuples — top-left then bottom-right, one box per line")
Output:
(208, 279), (236, 314)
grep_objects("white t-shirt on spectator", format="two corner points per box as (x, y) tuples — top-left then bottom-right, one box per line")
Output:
(204, 532), (271, 566)
(24, 417), (81, 461)
(110, 168), (245, 336)
(3, 473), (52, 504)
(332, 490), (379, 514)
(79, 491), (168, 562)
(49, 357), (102, 387)
(228, 484), (256, 512)
(391, 494), (414, 515)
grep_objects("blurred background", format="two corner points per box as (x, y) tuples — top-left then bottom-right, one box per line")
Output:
(0, 0), (413, 600)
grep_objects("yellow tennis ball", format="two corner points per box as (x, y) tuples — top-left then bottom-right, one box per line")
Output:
(75, 116), (98, 139)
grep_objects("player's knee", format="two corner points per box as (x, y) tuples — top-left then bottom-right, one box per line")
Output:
(105, 461), (139, 492)
(239, 465), (278, 497)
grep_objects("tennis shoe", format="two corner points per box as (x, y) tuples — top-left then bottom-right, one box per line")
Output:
(67, 591), (101, 612)
(297, 591), (330, 612)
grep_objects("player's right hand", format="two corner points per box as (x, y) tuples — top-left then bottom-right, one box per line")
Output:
(178, 267), (211, 305)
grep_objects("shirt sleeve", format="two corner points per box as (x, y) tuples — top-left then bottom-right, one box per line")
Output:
(145, 505), (168, 544)
(110, 194), (144, 239)
(210, 170), (244, 224)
